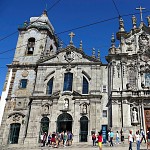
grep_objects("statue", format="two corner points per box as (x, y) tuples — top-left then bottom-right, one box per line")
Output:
(147, 16), (150, 27)
(64, 99), (69, 109)
(132, 108), (138, 122)
(132, 15), (137, 28)
(119, 18), (125, 32)
(82, 105), (87, 114)
(43, 105), (49, 114)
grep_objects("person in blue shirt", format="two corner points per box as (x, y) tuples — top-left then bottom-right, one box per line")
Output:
(110, 130), (114, 146)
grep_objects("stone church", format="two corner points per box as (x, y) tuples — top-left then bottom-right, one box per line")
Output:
(0, 9), (150, 147)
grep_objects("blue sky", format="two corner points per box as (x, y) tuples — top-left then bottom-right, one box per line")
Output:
(0, 0), (150, 95)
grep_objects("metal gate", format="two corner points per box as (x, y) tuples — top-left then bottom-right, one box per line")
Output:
(9, 123), (21, 144)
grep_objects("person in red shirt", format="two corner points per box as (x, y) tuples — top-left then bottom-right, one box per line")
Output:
(97, 131), (103, 150)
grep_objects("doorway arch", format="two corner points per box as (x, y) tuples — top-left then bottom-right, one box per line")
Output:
(80, 116), (88, 142)
(40, 117), (49, 134)
(57, 113), (73, 133)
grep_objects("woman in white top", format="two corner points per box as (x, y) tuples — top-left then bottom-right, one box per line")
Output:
(128, 130), (133, 150)
(135, 130), (141, 150)
(116, 131), (120, 144)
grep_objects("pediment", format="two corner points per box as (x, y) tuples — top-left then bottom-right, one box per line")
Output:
(38, 45), (101, 65)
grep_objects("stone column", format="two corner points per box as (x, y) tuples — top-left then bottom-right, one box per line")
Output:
(123, 100), (131, 127)
(112, 102), (120, 127)
(73, 100), (80, 142)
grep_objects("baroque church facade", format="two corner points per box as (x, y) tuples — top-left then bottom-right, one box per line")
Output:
(0, 10), (150, 147)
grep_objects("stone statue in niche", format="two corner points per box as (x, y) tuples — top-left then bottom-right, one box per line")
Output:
(64, 99), (69, 109)
(82, 104), (87, 114)
(132, 108), (138, 123)
(43, 105), (49, 114)
(126, 83), (131, 90)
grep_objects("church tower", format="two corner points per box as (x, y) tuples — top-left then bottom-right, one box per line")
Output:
(14, 10), (58, 64)
(0, 11), (58, 145)
(106, 8), (150, 137)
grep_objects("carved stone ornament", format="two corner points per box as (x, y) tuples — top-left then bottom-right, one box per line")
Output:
(64, 51), (74, 63)
(138, 32), (149, 53)
(140, 46), (150, 62)
(139, 32), (150, 62)
(12, 114), (20, 121)
(22, 70), (29, 77)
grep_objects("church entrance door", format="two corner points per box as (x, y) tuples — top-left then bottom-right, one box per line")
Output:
(9, 123), (21, 144)
(80, 116), (88, 142)
(57, 113), (73, 133)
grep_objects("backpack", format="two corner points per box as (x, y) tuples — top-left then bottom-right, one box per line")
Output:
(92, 134), (96, 140)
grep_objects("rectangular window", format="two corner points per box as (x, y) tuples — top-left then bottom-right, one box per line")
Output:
(103, 110), (107, 117)
(102, 85), (107, 93)
(20, 79), (27, 88)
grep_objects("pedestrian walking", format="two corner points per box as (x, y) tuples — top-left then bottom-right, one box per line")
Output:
(110, 130), (114, 146)
(147, 128), (150, 150)
(116, 131), (120, 144)
(141, 129), (146, 143)
(92, 133), (96, 146)
(135, 130), (141, 150)
(128, 130), (133, 150)
(108, 130), (110, 143)
(42, 132), (47, 147)
(97, 131), (103, 150)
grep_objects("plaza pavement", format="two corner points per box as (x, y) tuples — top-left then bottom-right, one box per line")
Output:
(1, 141), (147, 150)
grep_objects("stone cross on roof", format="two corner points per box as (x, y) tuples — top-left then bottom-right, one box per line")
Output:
(69, 32), (75, 44)
(136, 6), (146, 22)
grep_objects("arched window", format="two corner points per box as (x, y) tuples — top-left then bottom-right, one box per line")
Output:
(82, 76), (89, 94)
(9, 123), (21, 144)
(27, 38), (35, 55)
(63, 72), (73, 91)
(46, 77), (53, 95)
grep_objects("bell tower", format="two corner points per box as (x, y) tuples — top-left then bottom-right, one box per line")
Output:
(13, 10), (58, 65)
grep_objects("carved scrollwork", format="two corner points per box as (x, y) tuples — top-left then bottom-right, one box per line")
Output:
(138, 32), (149, 53)
(12, 114), (20, 121)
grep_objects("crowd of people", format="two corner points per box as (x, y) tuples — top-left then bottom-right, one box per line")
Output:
(91, 127), (150, 150)
(40, 131), (73, 148)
